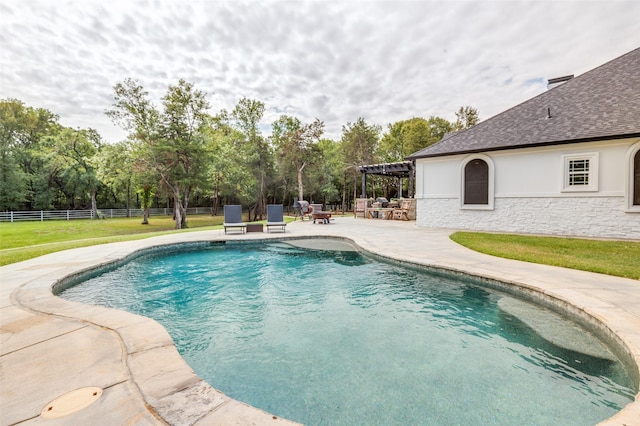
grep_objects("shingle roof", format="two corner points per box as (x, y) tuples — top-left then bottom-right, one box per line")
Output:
(408, 47), (640, 159)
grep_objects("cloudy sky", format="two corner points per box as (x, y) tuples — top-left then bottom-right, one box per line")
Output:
(1, 0), (639, 143)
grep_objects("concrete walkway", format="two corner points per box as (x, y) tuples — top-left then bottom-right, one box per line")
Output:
(1, 218), (638, 425)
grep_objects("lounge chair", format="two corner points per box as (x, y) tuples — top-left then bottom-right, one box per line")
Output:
(266, 204), (286, 233)
(223, 205), (247, 234)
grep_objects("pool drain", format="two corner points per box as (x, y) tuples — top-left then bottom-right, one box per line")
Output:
(41, 387), (103, 419)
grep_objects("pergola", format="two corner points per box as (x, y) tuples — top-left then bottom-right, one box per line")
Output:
(357, 160), (414, 198)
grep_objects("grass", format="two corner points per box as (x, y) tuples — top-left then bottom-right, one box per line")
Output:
(0, 215), (231, 265)
(2, 219), (638, 280)
(450, 231), (640, 280)
(1, 214), (300, 265)
(0, 215), (224, 248)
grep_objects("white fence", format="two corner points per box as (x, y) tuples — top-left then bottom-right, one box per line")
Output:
(0, 207), (214, 222)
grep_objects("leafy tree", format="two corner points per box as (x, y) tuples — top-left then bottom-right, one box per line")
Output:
(211, 128), (258, 207)
(379, 107), (479, 164)
(4, 94), (481, 217)
(453, 106), (480, 131)
(0, 101), (28, 210)
(0, 101), (105, 213)
(0, 145), (26, 210)
(379, 117), (427, 162)
(342, 117), (381, 166)
(231, 98), (270, 221)
(0, 99), (59, 210)
(427, 115), (455, 141)
(137, 184), (154, 224)
(314, 138), (354, 211)
(161, 79), (211, 227)
(341, 117), (381, 199)
(51, 127), (103, 216)
(271, 115), (324, 202)
(94, 140), (135, 213)
(107, 78), (211, 229)
(202, 111), (258, 215)
(315, 138), (342, 208)
(106, 79), (160, 136)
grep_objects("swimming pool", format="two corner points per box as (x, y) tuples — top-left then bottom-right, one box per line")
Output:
(60, 239), (635, 425)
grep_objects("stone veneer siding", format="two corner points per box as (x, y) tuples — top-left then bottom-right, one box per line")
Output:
(416, 196), (640, 240)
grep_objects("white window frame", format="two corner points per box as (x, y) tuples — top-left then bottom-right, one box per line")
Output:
(460, 154), (494, 210)
(561, 152), (599, 192)
(625, 141), (640, 212)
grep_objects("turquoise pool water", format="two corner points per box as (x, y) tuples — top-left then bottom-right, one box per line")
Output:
(61, 240), (635, 425)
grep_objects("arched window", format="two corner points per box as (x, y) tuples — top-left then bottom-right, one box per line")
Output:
(634, 149), (640, 205)
(460, 154), (494, 210)
(464, 159), (489, 205)
(627, 142), (640, 211)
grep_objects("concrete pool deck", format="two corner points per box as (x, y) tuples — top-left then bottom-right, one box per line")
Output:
(1, 217), (639, 425)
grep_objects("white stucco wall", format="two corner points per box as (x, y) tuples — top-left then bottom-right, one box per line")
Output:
(414, 138), (640, 239)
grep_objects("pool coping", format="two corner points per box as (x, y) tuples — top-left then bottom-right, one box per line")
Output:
(1, 218), (639, 425)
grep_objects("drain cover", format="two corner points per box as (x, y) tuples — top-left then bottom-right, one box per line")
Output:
(41, 387), (103, 419)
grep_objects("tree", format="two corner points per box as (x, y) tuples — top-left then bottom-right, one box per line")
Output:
(0, 99), (59, 210)
(137, 184), (154, 224)
(379, 109), (477, 163)
(0, 143), (26, 210)
(210, 128), (257, 208)
(161, 79), (211, 227)
(94, 140), (135, 214)
(378, 117), (447, 162)
(107, 78), (211, 229)
(453, 106), (480, 131)
(231, 98), (269, 221)
(51, 127), (103, 217)
(341, 118), (381, 200)
(341, 117), (381, 167)
(315, 138), (342, 208)
(202, 111), (258, 215)
(271, 115), (324, 202)
(4, 93), (481, 216)
(427, 116), (455, 141)
(0, 101), (28, 210)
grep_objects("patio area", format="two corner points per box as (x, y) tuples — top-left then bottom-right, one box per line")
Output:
(1, 218), (639, 425)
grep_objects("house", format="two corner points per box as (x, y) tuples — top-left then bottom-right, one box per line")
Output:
(407, 48), (640, 240)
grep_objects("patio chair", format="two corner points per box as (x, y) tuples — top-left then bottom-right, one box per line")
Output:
(393, 199), (412, 221)
(266, 204), (287, 233)
(223, 205), (247, 234)
(309, 204), (323, 215)
(354, 198), (368, 218)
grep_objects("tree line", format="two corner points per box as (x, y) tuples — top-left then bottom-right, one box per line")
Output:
(0, 79), (478, 228)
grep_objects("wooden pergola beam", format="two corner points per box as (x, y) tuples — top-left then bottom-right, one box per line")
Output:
(357, 161), (415, 198)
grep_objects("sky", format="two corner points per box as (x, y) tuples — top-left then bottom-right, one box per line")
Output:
(1, 0), (639, 143)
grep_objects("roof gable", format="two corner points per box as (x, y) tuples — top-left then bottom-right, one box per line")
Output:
(409, 48), (640, 159)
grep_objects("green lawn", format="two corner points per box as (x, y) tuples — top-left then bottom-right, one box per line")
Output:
(0, 215), (229, 265)
(0, 215), (224, 249)
(450, 232), (640, 280)
(2, 219), (638, 280)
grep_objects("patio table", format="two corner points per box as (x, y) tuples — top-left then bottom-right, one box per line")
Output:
(312, 211), (332, 224)
(367, 208), (395, 220)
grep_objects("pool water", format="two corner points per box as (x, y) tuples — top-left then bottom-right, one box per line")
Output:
(61, 240), (635, 425)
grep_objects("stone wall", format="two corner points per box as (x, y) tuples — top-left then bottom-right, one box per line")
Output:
(416, 196), (640, 240)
